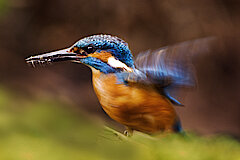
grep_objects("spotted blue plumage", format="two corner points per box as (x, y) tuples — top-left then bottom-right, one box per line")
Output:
(74, 34), (134, 68)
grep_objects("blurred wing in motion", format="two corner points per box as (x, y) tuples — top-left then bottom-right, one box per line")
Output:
(130, 37), (215, 105)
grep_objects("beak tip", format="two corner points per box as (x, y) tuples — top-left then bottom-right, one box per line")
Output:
(25, 47), (75, 67)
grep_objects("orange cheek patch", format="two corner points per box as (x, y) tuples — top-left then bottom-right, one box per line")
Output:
(88, 51), (112, 62)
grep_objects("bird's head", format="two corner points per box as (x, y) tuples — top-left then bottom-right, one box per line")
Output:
(26, 34), (134, 73)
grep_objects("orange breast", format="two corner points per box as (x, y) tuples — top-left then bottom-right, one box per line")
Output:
(91, 68), (177, 133)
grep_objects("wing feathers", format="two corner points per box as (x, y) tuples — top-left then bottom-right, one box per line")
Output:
(119, 37), (216, 106)
(134, 37), (215, 88)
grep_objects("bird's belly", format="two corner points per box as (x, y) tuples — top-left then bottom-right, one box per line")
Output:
(92, 70), (177, 133)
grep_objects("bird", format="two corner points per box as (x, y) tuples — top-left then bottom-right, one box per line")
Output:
(25, 34), (214, 135)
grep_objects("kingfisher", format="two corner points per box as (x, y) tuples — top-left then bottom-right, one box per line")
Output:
(25, 34), (213, 135)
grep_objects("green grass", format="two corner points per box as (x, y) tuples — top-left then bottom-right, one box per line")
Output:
(0, 88), (239, 160)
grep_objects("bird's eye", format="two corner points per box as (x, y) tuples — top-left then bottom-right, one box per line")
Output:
(82, 46), (97, 54)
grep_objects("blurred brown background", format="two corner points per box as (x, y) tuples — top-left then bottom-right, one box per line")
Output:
(0, 0), (239, 136)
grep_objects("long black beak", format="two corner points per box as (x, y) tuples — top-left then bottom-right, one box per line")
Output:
(25, 48), (81, 67)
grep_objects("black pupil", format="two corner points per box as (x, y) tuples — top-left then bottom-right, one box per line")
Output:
(83, 46), (96, 54)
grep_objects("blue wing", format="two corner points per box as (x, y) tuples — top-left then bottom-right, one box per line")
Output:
(124, 37), (215, 105)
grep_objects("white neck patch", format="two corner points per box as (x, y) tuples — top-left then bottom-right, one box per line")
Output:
(107, 57), (133, 72)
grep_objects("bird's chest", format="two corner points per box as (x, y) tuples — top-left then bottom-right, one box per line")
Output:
(91, 69), (176, 133)
(92, 70), (136, 110)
